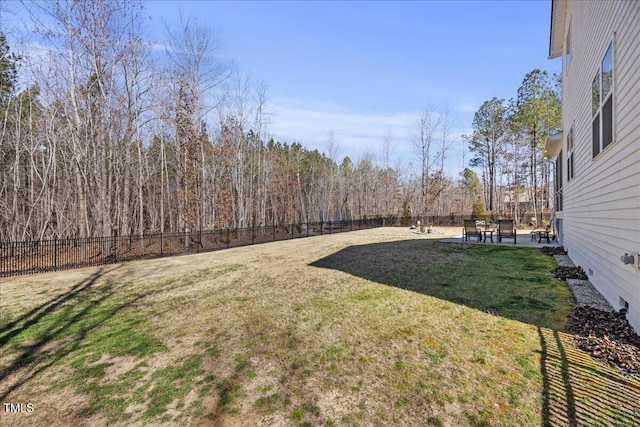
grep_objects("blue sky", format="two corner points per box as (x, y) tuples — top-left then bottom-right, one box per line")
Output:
(143, 0), (558, 175)
(6, 0), (560, 176)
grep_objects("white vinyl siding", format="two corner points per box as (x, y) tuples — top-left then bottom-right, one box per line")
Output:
(559, 0), (640, 332)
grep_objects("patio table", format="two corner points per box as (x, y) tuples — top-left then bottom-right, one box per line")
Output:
(531, 229), (552, 244)
(482, 224), (497, 243)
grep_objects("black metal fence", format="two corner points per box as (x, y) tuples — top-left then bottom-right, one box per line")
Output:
(1, 217), (392, 278)
(1, 214), (500, 278)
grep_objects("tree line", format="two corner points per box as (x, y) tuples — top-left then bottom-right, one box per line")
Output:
(465, 71), (561, 225)
(1, 1), (560, 242)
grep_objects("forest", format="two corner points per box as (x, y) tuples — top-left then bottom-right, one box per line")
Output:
(0, 1), (561, 242)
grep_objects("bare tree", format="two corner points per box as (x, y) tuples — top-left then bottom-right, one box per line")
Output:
(162, 13), (230, 232)
(18, 0), (146, 246)
(435, 106), (455, 216)
(324, 130), (340, 222)
(412, 108), (441, 217)
(380, 129), (397, 217)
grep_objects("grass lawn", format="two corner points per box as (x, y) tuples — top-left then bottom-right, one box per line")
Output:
(1, 227), (638, 426)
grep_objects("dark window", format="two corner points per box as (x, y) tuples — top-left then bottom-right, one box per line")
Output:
(592, 42), (614, 157)
(555, 150), (563, 212)
(602, 44), (613, 96)
(602, 96), (613, 149)
(592, 115), (600, 158)
(567, 127), (575, 180)
(592, 71), (600, 116)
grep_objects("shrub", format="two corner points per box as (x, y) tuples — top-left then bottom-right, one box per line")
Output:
(471, 198), (489, 222)
(400, 201), (412, 226)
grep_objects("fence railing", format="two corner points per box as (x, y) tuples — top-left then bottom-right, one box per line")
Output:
(2, 214), (520, 278)
(1, 217), (391, 278)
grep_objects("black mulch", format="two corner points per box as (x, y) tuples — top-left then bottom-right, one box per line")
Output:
(540, 246), (567, 256)
(551, 266), (588, 280)
(567, 306), (640, 377)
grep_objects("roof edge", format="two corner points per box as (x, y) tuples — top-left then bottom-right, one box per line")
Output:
(549, 0), (567, 59)
(544, 131), (564, 158)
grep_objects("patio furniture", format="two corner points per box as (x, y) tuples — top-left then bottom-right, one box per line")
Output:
(463, 219), (482, 242)
(497, 219), (516, 244)
(531, 229), (552, 244)
(482, 223), (497, 243)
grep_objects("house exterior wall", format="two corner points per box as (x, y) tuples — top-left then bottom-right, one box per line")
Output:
(554, 0), (640, 332)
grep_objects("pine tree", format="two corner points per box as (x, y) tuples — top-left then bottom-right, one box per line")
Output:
(0, 31), (20, 105)
(400, 201), (412, 226)
(471, 198), (489, 222)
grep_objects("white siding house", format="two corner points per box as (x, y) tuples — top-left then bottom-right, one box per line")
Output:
(546, 0), (640, 332)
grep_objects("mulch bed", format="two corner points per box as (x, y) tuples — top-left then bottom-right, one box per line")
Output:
(540, 246), (567, 256)
(540, 246), (587, 280)
(551, 265), (588, 280)
(540, 246), (640, 376)
(567, 306), (640, 377)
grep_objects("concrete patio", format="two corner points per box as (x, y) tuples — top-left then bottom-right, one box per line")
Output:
(440, 229), (561, 249)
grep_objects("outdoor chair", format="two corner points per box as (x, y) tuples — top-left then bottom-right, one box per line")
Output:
(463, 219), (482, 242)
(497, 219), (516, 244)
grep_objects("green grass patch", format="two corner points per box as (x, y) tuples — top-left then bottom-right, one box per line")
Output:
(144, 354), (205, 417)
(217, 379), (242, 414)
(404, 245), (572, 329)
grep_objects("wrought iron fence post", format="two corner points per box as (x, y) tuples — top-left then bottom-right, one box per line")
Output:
(54, 235), (58, 272)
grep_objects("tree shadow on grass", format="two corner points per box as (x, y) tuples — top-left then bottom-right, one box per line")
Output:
(538, 327), (640, 426)
(0, 266), (126, 400)
(310, 239), (640, 426)
(0, 265), (186, 402)
(310, 239), (564, 328)
(0, 268), (118, 347)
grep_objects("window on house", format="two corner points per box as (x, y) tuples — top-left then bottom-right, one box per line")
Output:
(592, 42), (614, 157)
(555, 150), (563, 212)
(567, 127), (574, 180)
(565, 24), (571, 70)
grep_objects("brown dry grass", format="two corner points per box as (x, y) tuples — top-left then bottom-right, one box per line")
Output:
(1, 227), (638, 427)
